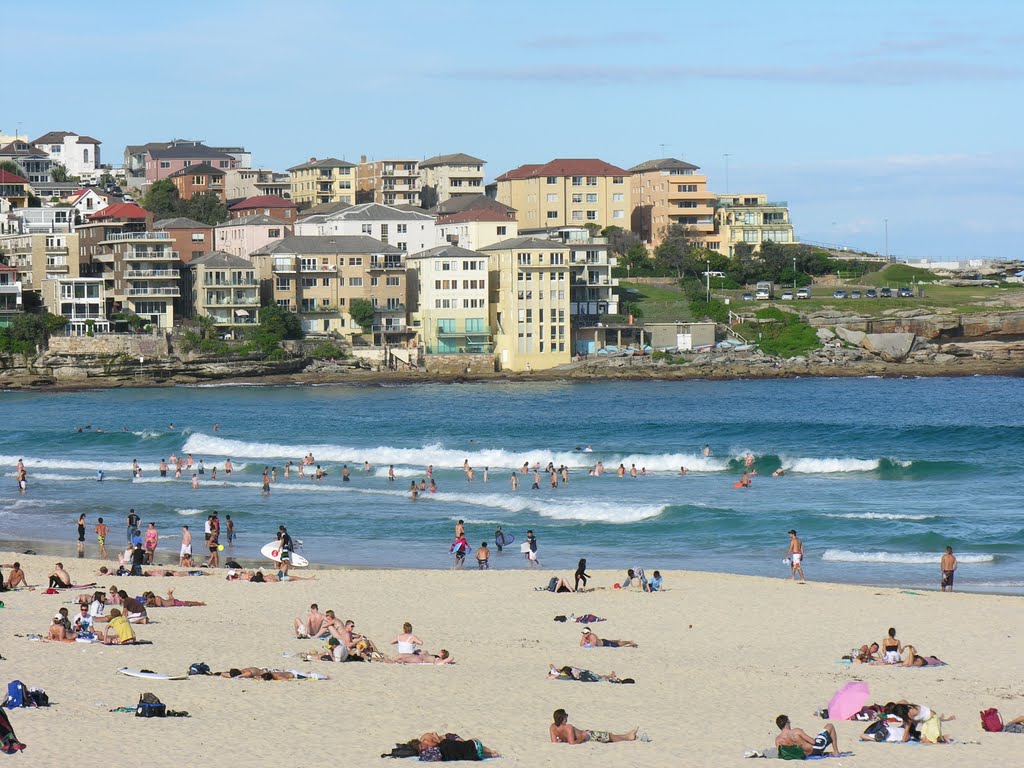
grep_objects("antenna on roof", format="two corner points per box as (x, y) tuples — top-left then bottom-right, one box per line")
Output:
(659, 143), (669, 157)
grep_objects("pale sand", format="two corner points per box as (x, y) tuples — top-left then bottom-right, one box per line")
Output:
(1, 551), (1022, 767)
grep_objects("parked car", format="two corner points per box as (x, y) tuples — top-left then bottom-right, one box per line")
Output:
(832, 290), (847, 299)
(796, 288), (811, 299)
(880, 287), (893, 298)
(897, 286), (913, 298)
(781, 291), (794, 300)
(865, 289), (878, 298)
(850, 290), (862, 299)
(741, 292), (754, 301)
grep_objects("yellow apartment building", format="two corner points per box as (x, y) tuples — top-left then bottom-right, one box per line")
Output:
(479, 236), (572, 372)
(493, 159), (630, 230)
(407, 244), (491, 355)
(288, 158), (357, 209)
(188, 251), (260, 338)
(356, 157), (419, 206)
(714, 193), (796, 256)
(629, 158), (717, 248)
(417, 153), (485, 208)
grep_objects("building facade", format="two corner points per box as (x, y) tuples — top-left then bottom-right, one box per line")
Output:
(0, 207), (81, 295)
(407, 245), (491, 355)
(42, 277), (109, 335)
(224, 168), (291, 201)
(229, 195), (297, 222)
(479, 237), (572, 372)
(494, 158), (631, 230)
(0, 170), (31, 208)
(0, 264), (22, 327)
(0, 140), (53, 184)
(188, 251), (259, 337)
(435, 199), (519, 251)
(417, 153), (485, 208)
(355, 157), (419, 206)
(714, 194), (796, 256)
(32, 131), (102, 180)
(168, 163), (227, 202)
(295, 203), (433, 253)
(143, 142), (239, 182)
(287, 158), (356, 209)
(153, 217), (214, 263)
(630, 158), (716, 248)
(215, 215), (291, 258)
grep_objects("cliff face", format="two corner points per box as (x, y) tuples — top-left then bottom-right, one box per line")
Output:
(805, 309), (1024, 340)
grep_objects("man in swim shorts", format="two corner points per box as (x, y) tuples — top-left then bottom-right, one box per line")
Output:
(549, 709), (639, 744)
(775, 715), (839, 757)
(940, 546), (957, 592)
(787, 529), (805, 583)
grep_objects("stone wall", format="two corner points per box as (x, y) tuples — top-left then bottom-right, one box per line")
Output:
(425, 354), (495, 375)
(47, 334), (169, 358)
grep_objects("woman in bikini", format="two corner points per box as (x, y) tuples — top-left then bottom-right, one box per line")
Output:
(142, 588), (206, 607)
(881, 627), (903, 664)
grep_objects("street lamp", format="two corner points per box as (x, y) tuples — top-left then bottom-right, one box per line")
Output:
(793, 256), (797, 291)
(705, 258), (711, 303)
(884, 218), (889, 259)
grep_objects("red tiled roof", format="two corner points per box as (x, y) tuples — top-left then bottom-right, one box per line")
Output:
(88, 202), (149, 220)
(0, 263), (16, 273)
(0, 170), (29, 184)
(229, 195), (297, 211)
(438, 204), (517, 224)
(495, 158), (630, 182)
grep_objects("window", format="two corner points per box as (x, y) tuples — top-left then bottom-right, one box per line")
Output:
(586, 210), (597, 221)
(219, 161), (229, 168)
(276, 299), (291, 309)
(380, 224), (389, 243)
(276, 279), (292, 292)
(299, 258), (317, 271)
(571, 176), (582, 186)
(571, 211), (583, 221)
(678, 184), (698, 192)
(348, 257), (363, 266)
(397, 242), (407, 251)
(546, 176), (557, 185)
(586, 193), (598, 203)
(496, 226), (506, 236)
(613, 210), (624, 219)
(361, 224), (372, 234)
(268, 228), (281, 238)
(322, 278), (330, 286)
(546, 210), (558, 220)
(159, 161), (170, 169)
(612, 177), (623, 184)
(571, 193), (583, 203)
(191, 233), (205, 242)
(349, 277), (363, 286)
(386, 276), (400, 286)
(586, 176), (598, 186)
(386, 297), (401, 310)
(370, 276), (379, 287)
(612, 193), (624, 202)
(397, 224), (407, 234)
(517, 253), (532, 265)
(546, 193), (558, 202)
(549, 253), (565, 265)
(183, 160), (192, 167)
(301, 277), (318, 287)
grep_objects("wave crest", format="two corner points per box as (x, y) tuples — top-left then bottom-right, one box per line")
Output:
(822, 549), (995, 564)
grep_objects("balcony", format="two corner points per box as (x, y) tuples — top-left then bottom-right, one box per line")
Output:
(372, 322), (409, 333)
(126, 287), (180, 297)
(124, 249), (179, 261)
(300, 305), (340, 314)
(126, 269), (178, 278)
(437, 325), (490, 336)
(45, 262), (69, 272)
(104, 231), (171, 242)
(206, 294), (259, 306)
(0, 281), (22, 294)
(369, 257), (406, 270)
(203, 278), (259, 286)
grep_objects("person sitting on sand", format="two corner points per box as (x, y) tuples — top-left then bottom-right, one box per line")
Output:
(117, 590), (149, 624)
(852, 642), (880, 663)
(3, 562), (29, 590)
(142, 589), (206, 607)
(580, 629), (637, 648)
(294, 603), (326, 638)
(549, 708), (639, 744)
(895, 701), (955, 743)
(73, 603), (94, 633)
(388, 649), (455, 665)
(775, 714), (840, 758)
(391, 622), (424, 655)
(326, 619), (367, 662)
(544, 576), (574, 593)
(411, 731), (501, 760)
(881, 627), (903, 664)
(103, 609), (137, 645)
(48, 563), (72, 589)
(48, 614), (76, 642)
(645, 570), (663, 592)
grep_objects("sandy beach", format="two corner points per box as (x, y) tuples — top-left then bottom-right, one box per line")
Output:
(1, 551), (1022, 767)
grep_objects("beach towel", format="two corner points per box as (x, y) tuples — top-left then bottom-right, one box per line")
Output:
(0, 707), (25, 754)
(574, 614), (606, 624)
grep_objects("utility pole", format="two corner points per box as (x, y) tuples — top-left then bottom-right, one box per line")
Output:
(884, 218), (889, 259)
(793, 256), (797, 291)
(723, 154), (731, 194)
(706, 258), (711, 303)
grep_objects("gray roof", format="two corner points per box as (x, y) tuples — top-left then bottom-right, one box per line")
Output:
(324, 202), (432, 222)
(287, 157), (355, 172)
(150, 143), (234, 160)
(407, 244), (487, 260)
(188, 251), (255, 269)
(154, 216), (211, 230)
(418, 152), (485, 169)
(32, 131), (74, 145)
(430, 194), (514, 216)
(629, 157), (700, 173)
(297, 200), (353, 218)
(253, 235), (403, 256)
(215, 214), (290, 228)
(478, 236), (571, 252)
(168, 162), (226, 177)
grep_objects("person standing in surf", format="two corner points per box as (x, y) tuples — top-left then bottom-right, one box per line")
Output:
(526, 530), (540, 569)
(940, 546), (957, 592)
(76, 513), (86, 557)
(787, 530), (805, 583)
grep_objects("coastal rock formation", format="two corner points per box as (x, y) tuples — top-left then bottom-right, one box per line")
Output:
(815, 310), (1024, 340)
(835, 326), (866, 346)
(861, 332), (917, 362)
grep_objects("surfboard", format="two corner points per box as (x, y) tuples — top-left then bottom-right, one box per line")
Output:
(496, 533), (515, 547)
(260, 541), (309, 567)
(118, 667), (188, 680)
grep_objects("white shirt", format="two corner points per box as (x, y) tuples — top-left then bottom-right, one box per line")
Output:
(88, 600), (105, 618)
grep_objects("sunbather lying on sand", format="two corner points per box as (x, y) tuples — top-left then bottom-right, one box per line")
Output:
(409, 732), (501, 760)
(386, 649), (455, 664)
(548, 664), (630, 683)
(215, 667), (328, 680)
(580, 629), (637, 648)
(142, 589), (206, 607)
(226, 569), (317, 582)
(550, 708), (641, 744)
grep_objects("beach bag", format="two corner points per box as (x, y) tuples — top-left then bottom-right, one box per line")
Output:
(188, 662), (211, 676)
(863, 720), (888, 741)
(981, 708), (1003, 732)
(136, 692), (166, 718)
(547, 577), (559, 592)
(381, 743), (419, 758)
(28, 689), (48, 707)
(4, 681), (30, 709)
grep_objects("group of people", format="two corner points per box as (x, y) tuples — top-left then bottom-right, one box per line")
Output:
(292, 609), (454, 665)
(850, 627), (934, 667)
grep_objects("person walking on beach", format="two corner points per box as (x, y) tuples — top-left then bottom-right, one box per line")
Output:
(940, 546), (957, 592)
(180, 525), (192, 567)
(526, 530), (539, 568)
(549, 709), (639, 745)
(95, 517), (108, 559)
(787, 529), (805, 583)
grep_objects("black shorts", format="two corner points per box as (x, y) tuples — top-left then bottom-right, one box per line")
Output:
(811, 730), (833, 757)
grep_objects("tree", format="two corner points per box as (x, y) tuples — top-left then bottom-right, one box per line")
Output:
(142, 180), (183, 220)
(256, 304), (302, 340)
(601, 225), (642, 257)
(348, 298), (375, 331)
(0, 160), (24, 177)
(182, 192), (229, 226)
(51, 163), (78, 183)
(654, 224), (701, 278)
(4, 312), (67, 352)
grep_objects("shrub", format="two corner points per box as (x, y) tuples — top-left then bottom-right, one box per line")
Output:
(310, 343), (347, 359)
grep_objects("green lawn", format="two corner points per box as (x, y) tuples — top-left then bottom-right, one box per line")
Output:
(620, 281), (694, 322)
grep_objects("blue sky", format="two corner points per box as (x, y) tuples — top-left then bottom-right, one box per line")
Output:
(7, 0), (1022, 260)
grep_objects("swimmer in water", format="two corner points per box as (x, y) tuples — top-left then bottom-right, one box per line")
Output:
(703, 444), (711, 457)
(773, 467), (785, 477)
(679, 466), (688, 475)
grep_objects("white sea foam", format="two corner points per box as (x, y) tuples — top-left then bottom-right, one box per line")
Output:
(449, 517), (504, 525)
(783, 457), (881, 473)
(822, 549), (995, 565)
(419, 490), (667, 524)
(822, 512), (935, 521)
(373, 466), (422, 478)
(175, 508), (206, 516)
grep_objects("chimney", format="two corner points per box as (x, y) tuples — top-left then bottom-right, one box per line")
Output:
(309, 157), (316, 163)
(360, 155), (367, 164)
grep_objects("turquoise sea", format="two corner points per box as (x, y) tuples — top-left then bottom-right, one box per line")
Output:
(1, 377), (1022, 592)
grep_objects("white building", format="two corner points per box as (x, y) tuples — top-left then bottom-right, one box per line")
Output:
(42, 277), (109, 335)
(295, 203), (434, 254)
(215, 214), (292, 258)
(417, 153), (485, 207)
(32, 131), (102, 180)
(407, 244), (491, 355)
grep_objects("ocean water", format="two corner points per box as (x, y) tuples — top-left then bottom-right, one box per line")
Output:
(1, 377), (1022, 592)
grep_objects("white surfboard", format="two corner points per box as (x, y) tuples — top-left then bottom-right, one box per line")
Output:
(260, 541), (309, 567)
(118, 667), (188, 680)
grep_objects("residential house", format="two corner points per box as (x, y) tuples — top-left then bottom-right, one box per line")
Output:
(0, 207), (80, 295)
(225, 168), (291, 200)
(229, 195), (297, 222)
(407, 245), (491, 355)
(0, 140), (52, 184)
(41, 277), (109, 335)
(494, 159), (631, 230)
(153, 217), (214, 263)
(287, 158), (356, 209)
(295, 203), (433, 254)
(714, 194), (796, 256)
(141, 141), (238, 182)
(188, 251), (259, 338)
(478, 237), (573, 372)
(31, 131), (102, 180)
(435, 198), (518, 251)
(251, 235), (411, 345)
(0, 264), (22, 327)
(214, 214), (291, 258)
(168, 163), (227, 202)
(356, 156), (419, 206)
(64, 187), (116, 218)
(417, 153), (485, 208)
(0, 170), (31, 208)
(629, 158), (716, 248)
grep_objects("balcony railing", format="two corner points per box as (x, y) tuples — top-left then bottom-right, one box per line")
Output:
(126, 287), (181, 297)
(126, 269), (178, 278)
(105, 231), (171, 242)
(369, 258), (406, 270)
(124, 249), (179, 261)
(0, 282), (22, 294)
(372, 323), (409, 333)
(437, 325), (490, 336)
(203, 278), (259, 286)
(205, 295), (259, 306)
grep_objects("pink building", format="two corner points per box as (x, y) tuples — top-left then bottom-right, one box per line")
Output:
(214, 214), (291, 258)
(144, 142), (238, 182)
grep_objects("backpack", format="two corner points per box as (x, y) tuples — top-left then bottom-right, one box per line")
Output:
(136, 692), (166, 718)
(981, 708), (1003, 732)
(5, 681), (31, 709)
(28, 689), (48, 707)
(188, 662), (211, 676)
(381, 743), (419, 759)
(547, 577), (559, 592)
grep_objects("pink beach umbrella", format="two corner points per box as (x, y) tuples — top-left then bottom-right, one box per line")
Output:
(828, 681), (870, 721)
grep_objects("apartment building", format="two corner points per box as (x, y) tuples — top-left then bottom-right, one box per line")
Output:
(215, 214), (291, 258)
(479, 237), (572, 372)
(0, 170), (31, 208)
(407, 245), (491, 355)
(417, 153), (485, 208)
(252, 235), (411, 345)
(494, 159), (630, 230)
(287, 158), (356, 208)
(0, 264), (22, 327)
(188, 251), (260, 337)
(0, 140), (52, 184)
(32, 131), (101, 179)
(224, 168), (291, 200)
(714, 193), (796, 256)
(356, 157), (419, 206)
(630, 158), (716, 248)
(168, 163), (227, 202)
(522, 226), (620, 320)
(41, 277), (109, 335)
(140, 141), (239, 183)
(229, 195), (297, 222)
(435, 199), (518, 251)
(295, 203), (433, 253)
(153, 217), (214, 263)
(0, 207), (81, 295)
